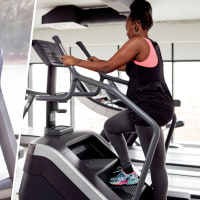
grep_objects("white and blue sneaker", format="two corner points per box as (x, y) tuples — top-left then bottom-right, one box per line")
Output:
(110, 170), (139, 186)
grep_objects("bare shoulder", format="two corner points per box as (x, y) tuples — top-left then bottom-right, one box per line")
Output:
(124, 37), (146, 49)
(129, 37), (148, 46)
(116, 37), (148, 62)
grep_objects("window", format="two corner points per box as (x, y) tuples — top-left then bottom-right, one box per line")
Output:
(173, 62), (200, 144)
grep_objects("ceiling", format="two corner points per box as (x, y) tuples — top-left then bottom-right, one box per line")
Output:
(34, 0), (200, 29)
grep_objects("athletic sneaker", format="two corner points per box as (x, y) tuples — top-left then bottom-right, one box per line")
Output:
(109, 170), (139, 185)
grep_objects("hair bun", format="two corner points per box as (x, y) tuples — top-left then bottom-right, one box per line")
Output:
(130, 0), (152, 15)
(128, 0), (153, 30)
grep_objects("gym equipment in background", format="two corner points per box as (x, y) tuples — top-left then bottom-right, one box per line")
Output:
(0, 48), (17, 200)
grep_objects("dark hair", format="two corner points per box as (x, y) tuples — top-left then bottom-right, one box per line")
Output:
(129, 0), (153, 30)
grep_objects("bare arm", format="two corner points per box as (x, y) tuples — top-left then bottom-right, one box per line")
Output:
(61, 37), (146, 73)
(117, 65), (126, 71)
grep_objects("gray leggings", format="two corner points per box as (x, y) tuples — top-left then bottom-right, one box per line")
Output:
(104, 109), (168, 200)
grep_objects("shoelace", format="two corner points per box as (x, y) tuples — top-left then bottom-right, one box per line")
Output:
(113, 166), (122, 174)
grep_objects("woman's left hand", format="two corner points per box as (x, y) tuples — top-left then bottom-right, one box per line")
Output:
(61, 55), (77, 66)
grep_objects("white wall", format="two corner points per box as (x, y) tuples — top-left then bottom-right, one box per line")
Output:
(151, 20), (200, 60)
(30, 20), (200, 62)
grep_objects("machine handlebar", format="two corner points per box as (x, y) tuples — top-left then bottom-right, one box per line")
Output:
(76, 41), (92, 58)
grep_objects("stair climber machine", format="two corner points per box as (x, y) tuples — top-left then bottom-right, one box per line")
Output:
(19, 36), (188, 200)
(0, 49), (17, 200)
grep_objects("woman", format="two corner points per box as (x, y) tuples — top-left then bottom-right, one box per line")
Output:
(62, 1), (174, 199)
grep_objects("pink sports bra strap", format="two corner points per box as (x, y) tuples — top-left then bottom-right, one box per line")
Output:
(132, 38), (158, 68)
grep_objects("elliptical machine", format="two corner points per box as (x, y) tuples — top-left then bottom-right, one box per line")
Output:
(0, 48), (17, 200)
(19, 36), (163, 200)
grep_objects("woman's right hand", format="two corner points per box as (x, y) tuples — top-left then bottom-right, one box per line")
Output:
(61, 55), (77, 66)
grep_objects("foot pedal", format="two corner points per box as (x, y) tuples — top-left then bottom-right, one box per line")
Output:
(45, 126), (73, 136)
(167, 190), (191, 200)
(111, 185), (137, 200)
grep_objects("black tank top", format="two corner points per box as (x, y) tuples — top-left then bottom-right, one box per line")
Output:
(126, 38), (174, 126)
